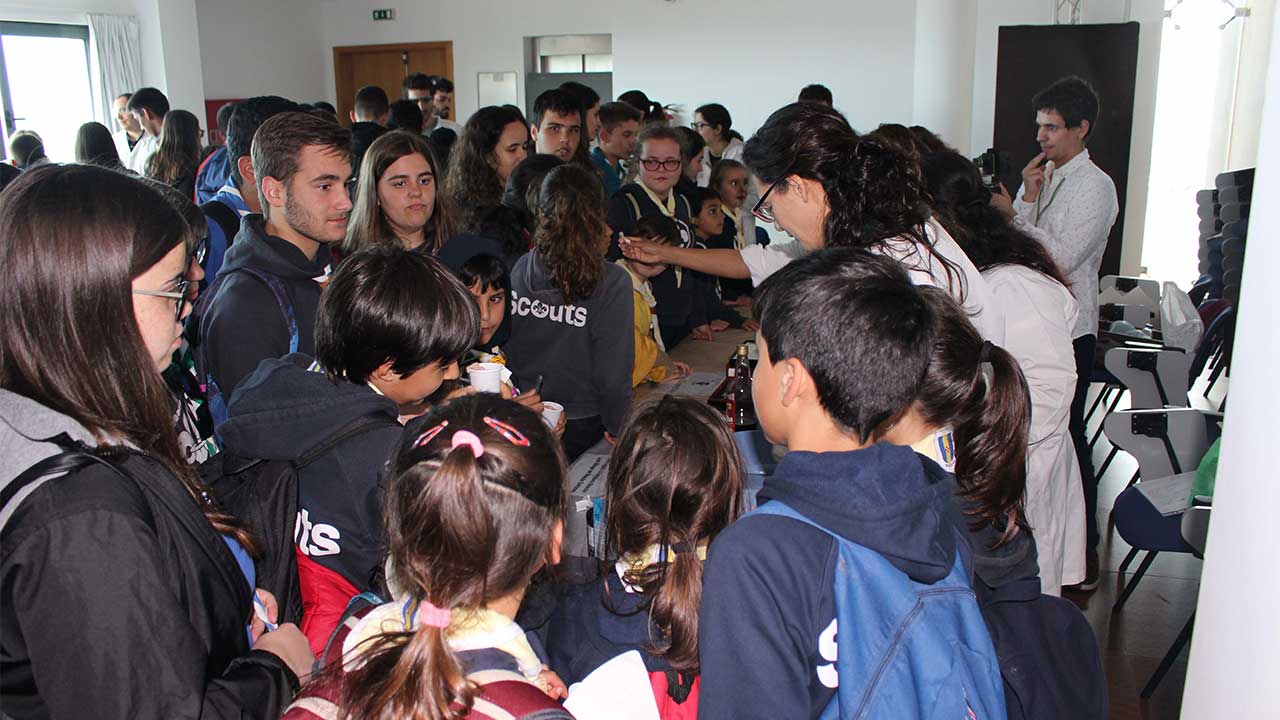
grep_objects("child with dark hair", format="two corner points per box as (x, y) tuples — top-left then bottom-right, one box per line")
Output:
(615, 216), (692, 386)
(672, 126), (705, 196)
(699, 247), (1005, 719)
(220, 246), (479, 654)
(546, 396), (745, 717)
(505, 163), (634, 460)
(283, 395), (573, 720)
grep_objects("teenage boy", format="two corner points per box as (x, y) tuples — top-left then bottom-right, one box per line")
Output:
(699, 247), (1004, 719)
(125, 87), (168, 173)
(606, 125), (713, 347)
(990, 75), (1118, 592)
(195, 101), (238, 203)
(194, 111), (353, 411)
(591, 101), (642, 197)
(200, 96), (300, 288)
(531, 88), (583, 162)
(220, 246), (479, 654)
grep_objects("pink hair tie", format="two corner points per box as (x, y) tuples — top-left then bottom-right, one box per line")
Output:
(451, 430), (485, 458)
(403, 597), (452, 630)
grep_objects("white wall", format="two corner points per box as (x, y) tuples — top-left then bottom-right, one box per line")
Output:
(194, 0), (325, 103)
(968, 0), (1162, 276)
(1180, 5), (1280, 712)
(313, 0), (918, 139)
(912, 0), (977, 155)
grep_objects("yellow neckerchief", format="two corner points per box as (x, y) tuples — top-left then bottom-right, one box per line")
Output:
(341, 600), (543, 682)
(309, 359), (384, 397)
(722, 204), (747, 249)
(910, 427), (957, 473)
(615, 542), (709, 594)
(639, 181), (676, 218)
(616, 260), (665, 352)
(472, 347), (507, 366)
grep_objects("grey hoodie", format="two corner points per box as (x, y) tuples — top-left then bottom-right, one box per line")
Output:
(504, 250), (634, 434)
(0, 388), (100, 526)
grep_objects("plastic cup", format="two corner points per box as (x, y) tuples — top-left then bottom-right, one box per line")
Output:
(541, 401), (564, 428)
(467, 362), (504, 393)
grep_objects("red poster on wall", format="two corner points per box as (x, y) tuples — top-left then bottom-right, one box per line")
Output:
(204, 98), (243, 144)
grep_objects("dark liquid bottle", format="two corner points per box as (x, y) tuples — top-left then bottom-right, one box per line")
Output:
(728, 344), (757, 431)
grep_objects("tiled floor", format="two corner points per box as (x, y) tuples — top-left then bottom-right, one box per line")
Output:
(1068, 371), (1226, 719)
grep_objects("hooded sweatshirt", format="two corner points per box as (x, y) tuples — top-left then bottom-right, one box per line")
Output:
(195, 214), (331, 402)
(220, 354), (402, 653)
(697, 443), (972, 719)
(0, 389), (297, 718)
(504, 251), (634, 435)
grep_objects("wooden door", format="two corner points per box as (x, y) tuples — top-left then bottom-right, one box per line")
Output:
(333, 41), (454, 126)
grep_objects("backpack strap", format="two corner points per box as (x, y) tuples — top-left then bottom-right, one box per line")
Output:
(1, 435), (133, 532)
(239, 268), (300, 354)
(200, 200), (241, 249)
(624, 190), (643, 225)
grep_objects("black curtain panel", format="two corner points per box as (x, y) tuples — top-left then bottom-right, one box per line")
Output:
(991, 22), (1140, 277)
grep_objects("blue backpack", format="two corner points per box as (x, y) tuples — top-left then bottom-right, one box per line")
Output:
(751, 501), (1007, 720)
(190, 267), (299, 436)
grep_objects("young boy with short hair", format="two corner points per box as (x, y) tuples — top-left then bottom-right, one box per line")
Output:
(219, 246), (480, 655)
(617, 216), (692, 386)
(592, 101), (642, 197)
(698, 247), (1005, 719)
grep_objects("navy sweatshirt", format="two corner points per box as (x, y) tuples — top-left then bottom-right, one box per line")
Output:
(195, 215), (330, 399)
(503, 251), (634, 435)
(697, 443), (973, 720)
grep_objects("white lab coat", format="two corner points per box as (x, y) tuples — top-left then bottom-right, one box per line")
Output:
(983, 263), (1086, 593)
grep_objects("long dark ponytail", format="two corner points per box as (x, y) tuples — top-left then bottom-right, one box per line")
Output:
(604, 396), (745, 674)
(338, 395), (567, 720)
(913, 287), (1031, 546)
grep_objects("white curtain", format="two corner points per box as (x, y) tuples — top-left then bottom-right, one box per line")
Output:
(87, 13), (142, 127)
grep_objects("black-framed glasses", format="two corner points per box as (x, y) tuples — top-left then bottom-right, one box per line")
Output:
(752, 177), (785, 224)
(690, 121), (711, 130)
(133, 277), (190, 324)
(640, 157), (681, 172)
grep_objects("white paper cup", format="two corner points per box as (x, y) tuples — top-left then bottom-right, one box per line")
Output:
(541, 401), (564, 428)
(467, 362), (504, 393)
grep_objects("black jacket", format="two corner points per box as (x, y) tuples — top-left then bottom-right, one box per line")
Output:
(196, 214), (330, 399)
(1, 392), (297, 719)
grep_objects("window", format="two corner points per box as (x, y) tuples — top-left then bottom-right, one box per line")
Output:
(0, 22), (93, 163)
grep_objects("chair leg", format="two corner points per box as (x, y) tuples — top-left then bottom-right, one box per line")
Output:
(1206, 362), (1225, 396)
(1090, 389), (1124, 448)
(1085, 385), (1110, 425)
(1097, 446), (1120, 479)
(1118, 547), (1141, 574)
(1113, 550), (1159, 612)
(1141, 612), (1196, 699)
(1219, 394), (1228, 412)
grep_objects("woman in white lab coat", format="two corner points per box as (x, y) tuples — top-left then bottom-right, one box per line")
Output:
(924, 150), (1086, 593)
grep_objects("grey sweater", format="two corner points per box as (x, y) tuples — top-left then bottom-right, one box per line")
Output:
(504, 251), (634, 434)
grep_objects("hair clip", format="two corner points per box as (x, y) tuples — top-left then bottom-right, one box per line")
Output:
(671, 540), (697, 555)
(412, 420), (449, 449)
(482, 416), (531, 447)
(451, 430), (485, 458)
(402, 596), (452, 631)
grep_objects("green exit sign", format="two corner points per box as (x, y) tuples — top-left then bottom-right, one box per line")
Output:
(372, 8), (395, 21)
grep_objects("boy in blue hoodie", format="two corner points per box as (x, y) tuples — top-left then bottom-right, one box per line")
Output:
(697, 247), (1004, 719)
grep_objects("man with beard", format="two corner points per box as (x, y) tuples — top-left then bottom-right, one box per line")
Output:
(195, 111), (353, 411)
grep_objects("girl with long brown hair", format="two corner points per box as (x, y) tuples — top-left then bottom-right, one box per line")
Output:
(545, 396), (745, 718)
(282, 394), (572, 720)
(444, 105), (530, 233)
(345, 130), (455, 256)
(146, 108), (203, 199)
(0, 164), (312, 718)
(503, 164), (634, 461)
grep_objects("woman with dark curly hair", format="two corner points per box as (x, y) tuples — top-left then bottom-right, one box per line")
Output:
(503, 164), (633, 461)
(444, 105), (529, 232)
(622, 102), (1005, 343)
(146, 109), (203, 199)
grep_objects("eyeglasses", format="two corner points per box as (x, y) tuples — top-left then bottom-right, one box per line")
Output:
(690, 121), (711, 130)
(132, 235), (206, 324)
(640, 157), (681, 172)
(752, 177), (785, 224)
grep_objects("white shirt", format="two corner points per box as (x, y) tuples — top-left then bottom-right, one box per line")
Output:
(738, 219), (1005, 344)
(127, 133), (158, 174)
(424, 117), (463, 136)
(111, 128), (136, 166)
(1011, 148), (1119, 339)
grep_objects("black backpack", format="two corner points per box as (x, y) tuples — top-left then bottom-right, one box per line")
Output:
(203, 415), (395, 626)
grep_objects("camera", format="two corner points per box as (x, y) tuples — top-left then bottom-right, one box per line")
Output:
(972, 148), (1010, 192)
